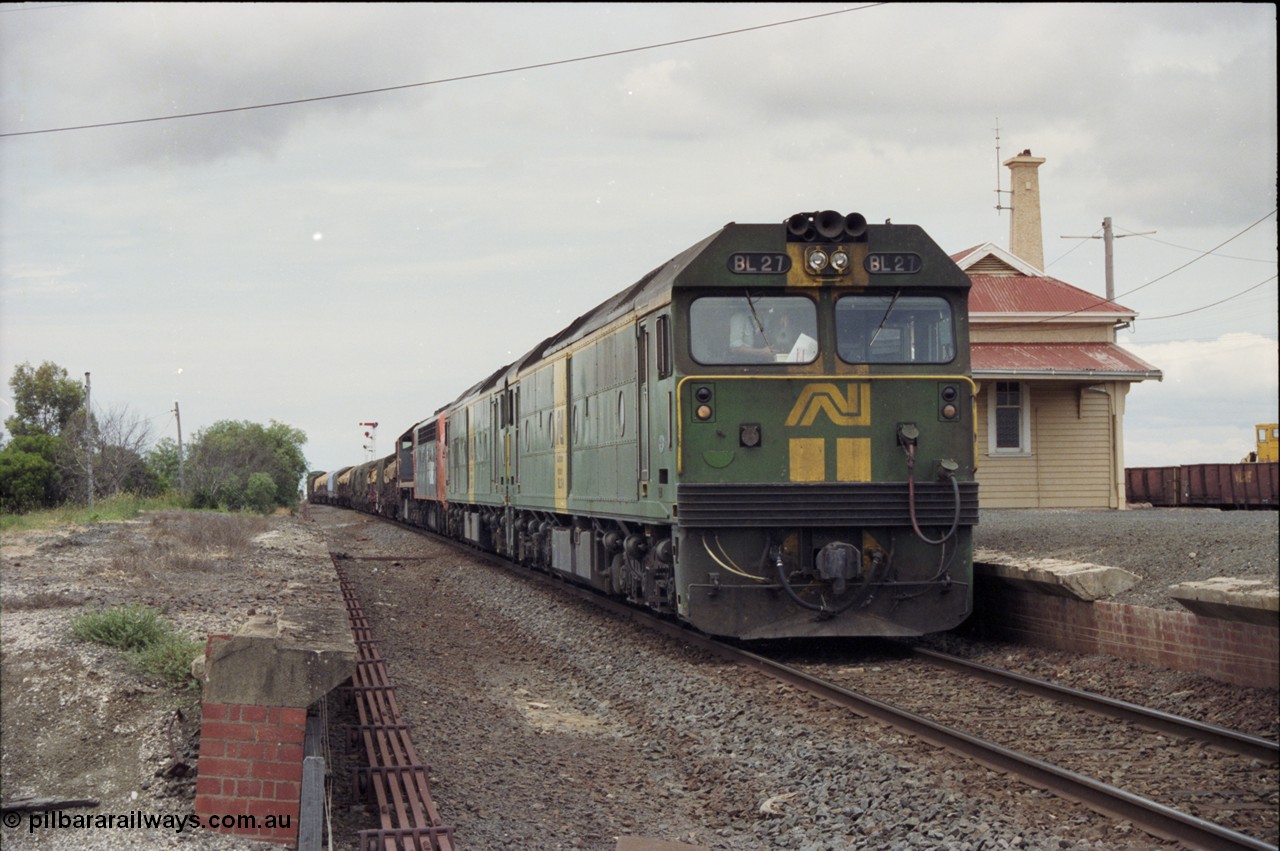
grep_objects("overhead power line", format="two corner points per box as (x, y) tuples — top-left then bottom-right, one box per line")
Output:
(1138, 275), (1277, 321)
(0, 4), (883, 138)
(1028, 208), (1278, 325)
(1124, 230), (1278, 264)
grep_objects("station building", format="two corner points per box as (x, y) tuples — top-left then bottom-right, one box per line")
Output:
(957, 151), (1162, 508)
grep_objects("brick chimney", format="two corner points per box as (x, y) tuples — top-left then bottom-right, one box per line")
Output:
(1003, 149), (1046, 271)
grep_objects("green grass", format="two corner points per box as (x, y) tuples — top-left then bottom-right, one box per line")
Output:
(71, 604), (202, 690)
(71, 603), (171, 650)
(129, 632), (206, 690)
(0, 492), (189, 535)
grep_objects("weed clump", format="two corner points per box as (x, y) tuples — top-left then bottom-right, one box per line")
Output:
(70, 604), (202, 690)
(131, 632), (205, 690)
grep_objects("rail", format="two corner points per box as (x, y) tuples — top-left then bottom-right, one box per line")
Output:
(911, 646), (1279, 764)
(334, 555), (456, 851)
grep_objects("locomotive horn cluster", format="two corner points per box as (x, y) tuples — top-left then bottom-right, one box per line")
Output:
(785, 210), (869, 242)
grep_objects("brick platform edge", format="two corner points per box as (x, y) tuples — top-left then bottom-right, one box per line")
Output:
(975, 579), (1280, 689)
(194, 701), (305, 843)
(193, 634), (303, 845)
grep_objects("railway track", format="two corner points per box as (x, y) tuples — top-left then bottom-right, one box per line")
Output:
(771, 645), (1278, 850)
(346, 511), (1280, 850)
(908, 646), (1278, 764)
(639, 623), (1277, 850)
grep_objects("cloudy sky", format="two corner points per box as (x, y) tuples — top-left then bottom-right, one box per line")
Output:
(1, 2), (1276, 477)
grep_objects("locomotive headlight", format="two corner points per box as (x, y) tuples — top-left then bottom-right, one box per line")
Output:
(939, 384), (960, 420)
(693, 385), (714, 421)
(805, 247), (829, 272)
(830, 249), (850, 272)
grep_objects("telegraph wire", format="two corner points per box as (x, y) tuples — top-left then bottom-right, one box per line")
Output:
(1026, 207), (1278, 325)
(0, 4), (884, 138)
(1043, 225), (1100, 270)
(1110, 208), (1275, 301)
(0, 2), (87, 11)
(1095, 206), (1274, 302)
(1123, 229), (1278, 264)
(1137, 275), (1277, 321)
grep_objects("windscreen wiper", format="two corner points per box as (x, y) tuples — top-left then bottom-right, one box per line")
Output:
(868, 289), (901, 349)
(745, 293), (777, 356)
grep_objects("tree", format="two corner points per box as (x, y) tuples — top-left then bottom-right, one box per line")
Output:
(5, 361), (86, 438)
(185, 420), (307, 511)
(58, 403), (156, 501)
(245, 472), (278, 514)
(147, 438), (183, 492)
(0, 435), (63, 513)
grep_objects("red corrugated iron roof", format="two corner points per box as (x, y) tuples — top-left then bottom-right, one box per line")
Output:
(950, 245), (985, 263)
(969, 274), (1134, 317)
(972, 342), (1162, 380)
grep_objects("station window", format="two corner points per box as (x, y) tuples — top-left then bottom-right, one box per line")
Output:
(988, 381), (1030, 455)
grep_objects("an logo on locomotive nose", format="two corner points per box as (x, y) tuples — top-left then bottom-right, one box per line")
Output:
(785, 382), (871, 427)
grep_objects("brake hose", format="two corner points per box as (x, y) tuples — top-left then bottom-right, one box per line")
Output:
(905, 442), (961, 545)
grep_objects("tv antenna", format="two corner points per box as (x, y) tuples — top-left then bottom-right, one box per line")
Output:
(993, 119), (1012, 215)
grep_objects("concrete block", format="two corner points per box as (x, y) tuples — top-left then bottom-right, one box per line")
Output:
(975, 549), (1140, 600)
(1169, 577), (1280, 627)
(202, 604), (355, 707)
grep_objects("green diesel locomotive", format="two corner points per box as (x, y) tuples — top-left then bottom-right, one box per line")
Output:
(314, 211), (978, 639)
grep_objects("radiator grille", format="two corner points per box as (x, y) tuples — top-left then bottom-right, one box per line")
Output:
(676, 481), (979, 527)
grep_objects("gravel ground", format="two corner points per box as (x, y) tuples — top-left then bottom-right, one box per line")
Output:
(319, 507), (1276, 851)
(2, 505), (1275, 851)
(973, 507), (1279, 610)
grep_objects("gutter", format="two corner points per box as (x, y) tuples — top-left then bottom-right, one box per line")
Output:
(973, 369), (1164, 382)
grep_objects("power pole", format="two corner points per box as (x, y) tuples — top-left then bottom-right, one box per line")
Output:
(1061, 217), (1156, 301)
(173, 401), (185, 493)
(1103, 217), (1116, 301)
(84, 372), (94, 507)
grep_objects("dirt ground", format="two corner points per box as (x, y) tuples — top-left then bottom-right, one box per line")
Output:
(1, 511), (325, 850)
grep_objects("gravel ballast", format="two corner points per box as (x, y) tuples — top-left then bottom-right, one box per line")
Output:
(320, 508), (1276, 851)
(973, 507), (1278, 610)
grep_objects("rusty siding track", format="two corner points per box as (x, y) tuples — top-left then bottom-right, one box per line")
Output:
(333, 555), (456, 851)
